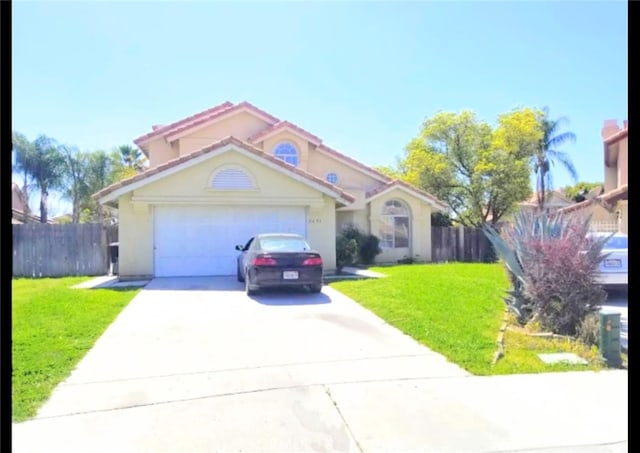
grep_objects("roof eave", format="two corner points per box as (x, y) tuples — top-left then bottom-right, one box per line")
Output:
(250, 125), (322, 146)
(366, 183), (447, 212)
(94, 138), (356, 206)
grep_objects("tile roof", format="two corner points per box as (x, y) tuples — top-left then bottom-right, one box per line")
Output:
(558, 198), (595, 214)
(133, 101), (282, 148)
(163, 101), (280, 142)
(316, 144), (392, 183)
(366, 179), (447, 210)
(133, 101), (234, 146)
(604, 127), (628, 146)
(558, 184), (628, 214)
(521, 190), (572, 206)
(599, 184), (628, 204)
(247, 121), (323, 145)
(129, 100), (443, 209)
(135, 101), (390, 184)
(93, 136), (355, 204)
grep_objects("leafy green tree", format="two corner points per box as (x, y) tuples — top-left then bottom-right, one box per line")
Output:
(563, 181), (603, 202)
(81, 150), (125, 224)
(400, 109), (539, 226)
(373, 164), (402, 179)
(533, 108), (578, 209)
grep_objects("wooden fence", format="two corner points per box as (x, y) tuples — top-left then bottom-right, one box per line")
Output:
(13, 223), (118, 277)
(431, 226), (494, 263)
(13, 223), (490, 276)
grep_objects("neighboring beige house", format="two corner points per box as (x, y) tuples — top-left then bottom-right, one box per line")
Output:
(518, 189), (573, 215)
(559, 119), (628, 233)
(12, 183), (44, 224)
(94, 101), (446, 279)
(13, 182), (58, 224)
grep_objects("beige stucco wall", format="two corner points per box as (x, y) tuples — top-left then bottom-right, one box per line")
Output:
(12, 185), (26, 212)
(604, 164), (617, 192)
(368, 189), (433, 264)
(307, 196), (337, 271)
(134, 151), (322, 201)
(259, 131), (309, 171)
(118, 193), (154, 278)
(147, 139), (178, 168)
(117, 149), (339, 278)
(176, 112), (271, 157)
(619, 201), (628, 234)
(307, 147), (382, 192)
(336, 208), (370, 235)
(568, 203), (618, 232)
(589, 204), (616, 223)
(617, 137), (628, 187)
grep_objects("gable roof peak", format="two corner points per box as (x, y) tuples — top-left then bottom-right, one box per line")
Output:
(134, 101), (235, 147)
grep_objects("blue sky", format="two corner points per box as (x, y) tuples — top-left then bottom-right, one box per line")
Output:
(12, 1), (628, 216)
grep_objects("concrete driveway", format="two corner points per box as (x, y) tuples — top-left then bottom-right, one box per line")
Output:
(13, 277), (627, 452)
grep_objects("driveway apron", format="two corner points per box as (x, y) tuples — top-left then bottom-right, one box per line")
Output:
(12, 277), (627, 453)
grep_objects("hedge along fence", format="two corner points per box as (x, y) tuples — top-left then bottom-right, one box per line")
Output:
(12, 223), (118, 277)
(431, 226), (494, 263)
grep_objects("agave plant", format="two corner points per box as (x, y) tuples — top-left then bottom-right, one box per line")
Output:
(483, 210), (611, 331)
(483, 220), (528, 321)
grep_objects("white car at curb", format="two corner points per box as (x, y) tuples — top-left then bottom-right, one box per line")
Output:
(589, 232), (628, 287)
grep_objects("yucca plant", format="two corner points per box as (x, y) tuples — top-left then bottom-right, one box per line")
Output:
(483, 211), (610, 334)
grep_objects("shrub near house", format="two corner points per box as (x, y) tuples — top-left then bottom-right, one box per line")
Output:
(484, 211), (609, 336)
(336, 226), (382, 271)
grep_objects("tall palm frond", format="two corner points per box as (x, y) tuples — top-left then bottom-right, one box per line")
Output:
(533, 108), (577, 210)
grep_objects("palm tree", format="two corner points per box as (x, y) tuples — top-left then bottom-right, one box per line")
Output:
(31, 135), (66, 223)
(12, 131), (36, 220)
(117, 144), (147, 172)
(533, 108), (578, 210)
(61, 145), (90, 223)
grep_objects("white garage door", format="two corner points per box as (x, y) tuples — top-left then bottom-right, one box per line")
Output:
(154, 205), (307, 277)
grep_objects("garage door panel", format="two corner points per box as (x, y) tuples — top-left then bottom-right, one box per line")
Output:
(154, 206), (307, 277)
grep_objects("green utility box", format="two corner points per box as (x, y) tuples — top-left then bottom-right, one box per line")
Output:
(599, 310), (622, 368)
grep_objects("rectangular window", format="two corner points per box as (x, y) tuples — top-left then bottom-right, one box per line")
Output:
(395, 217), (409, 248)
(379, 216), (409, 248)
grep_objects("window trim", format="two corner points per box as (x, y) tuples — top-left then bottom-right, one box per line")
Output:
(325, 172), (339, 184)
(273, 141), (299, 167)
(208, 165), (257, 191)
(380, 199), (411, 249)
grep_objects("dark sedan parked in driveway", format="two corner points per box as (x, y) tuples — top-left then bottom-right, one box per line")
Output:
(236, 233), (324, 295)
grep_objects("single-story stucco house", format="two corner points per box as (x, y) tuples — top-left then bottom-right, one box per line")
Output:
(94, 101), (446, 279)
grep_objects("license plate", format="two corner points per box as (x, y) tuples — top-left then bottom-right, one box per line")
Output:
(283, 271), (299, 280)
(604, 259), (622, 268)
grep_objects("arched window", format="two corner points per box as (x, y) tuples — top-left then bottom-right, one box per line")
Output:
(211, 166), (256, 190)
(325, 172), (339, 184)
(273, 142), (299, 167)
(380, 199), (410, 248)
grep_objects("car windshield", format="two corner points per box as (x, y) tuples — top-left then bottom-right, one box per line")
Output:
(605, 236), (628, 250)
(259, 237), (310, 252)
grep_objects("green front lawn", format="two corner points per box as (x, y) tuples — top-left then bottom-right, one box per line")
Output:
(12, 277), (141, 422)
(330, 263), (605, 375)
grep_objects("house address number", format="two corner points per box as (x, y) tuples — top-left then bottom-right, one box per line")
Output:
(308, 218), (322, 224)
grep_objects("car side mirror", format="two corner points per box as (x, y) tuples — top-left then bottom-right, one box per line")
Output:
(235, 245), (244, 251)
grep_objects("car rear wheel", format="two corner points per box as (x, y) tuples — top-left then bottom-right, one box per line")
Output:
(309, 283), (322, 293)
(245, 270), (258, 295)
(237, 264), (244, 282)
